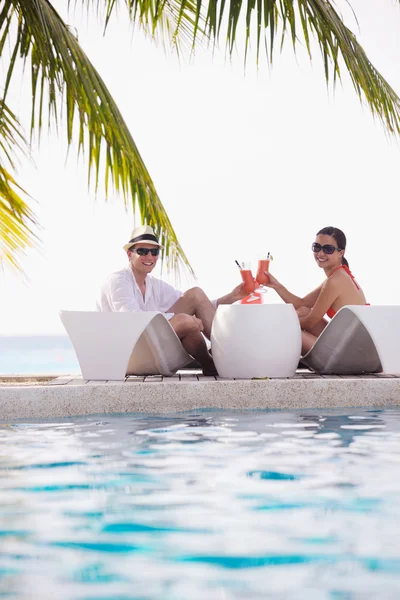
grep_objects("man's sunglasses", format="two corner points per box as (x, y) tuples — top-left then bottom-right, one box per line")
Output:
(132, 247), (160, 256)
(312, 243), (342, 255)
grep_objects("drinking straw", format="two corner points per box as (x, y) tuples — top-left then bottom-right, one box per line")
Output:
(235, 260), (241, 270)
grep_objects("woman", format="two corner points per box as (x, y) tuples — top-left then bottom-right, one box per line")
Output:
(266, 226), (367, 354)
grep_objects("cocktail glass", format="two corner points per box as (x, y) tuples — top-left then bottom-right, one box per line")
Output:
(256, 258), (270, 291)
(240, 262), (256, 300)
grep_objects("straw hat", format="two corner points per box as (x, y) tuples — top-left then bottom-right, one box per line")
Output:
(123, 225), (163, 252)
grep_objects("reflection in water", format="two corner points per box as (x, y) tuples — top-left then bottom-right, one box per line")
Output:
(1, 407), (400, 598)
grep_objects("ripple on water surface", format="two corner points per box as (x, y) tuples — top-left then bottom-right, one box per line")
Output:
(1, 408), (400, 599)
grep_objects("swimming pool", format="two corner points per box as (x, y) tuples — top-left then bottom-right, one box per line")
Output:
(1, 408), (400, 598)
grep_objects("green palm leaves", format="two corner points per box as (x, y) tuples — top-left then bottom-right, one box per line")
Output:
(100, 0), (400, 137)
(1, 0), (400, 272)
(1, 0), (194, 273)
(288, 1), (400, 134)
(0, 101), (36, 270)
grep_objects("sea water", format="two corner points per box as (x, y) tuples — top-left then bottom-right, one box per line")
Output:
(1, 407), (400, 598)
(0, 336), (79, 375)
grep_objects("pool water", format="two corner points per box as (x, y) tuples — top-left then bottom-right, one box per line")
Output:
(1, 408), (400, 599)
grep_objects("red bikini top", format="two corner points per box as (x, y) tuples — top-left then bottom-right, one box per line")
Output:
(326, 265), (368, 319)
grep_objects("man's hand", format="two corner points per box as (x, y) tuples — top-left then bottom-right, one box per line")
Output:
(229, 283), (249, 302)
(169, 313), (204, 338)
(216, 283), (249, 306)
(190, 316), (204, 332)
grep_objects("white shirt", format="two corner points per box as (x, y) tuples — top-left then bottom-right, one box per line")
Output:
(97, 266), (182, 315)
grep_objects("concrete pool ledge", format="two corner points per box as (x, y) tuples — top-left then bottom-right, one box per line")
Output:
(1, 372), (400, 419)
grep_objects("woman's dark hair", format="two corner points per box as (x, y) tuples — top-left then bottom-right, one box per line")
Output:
(317, 226), (349, 268)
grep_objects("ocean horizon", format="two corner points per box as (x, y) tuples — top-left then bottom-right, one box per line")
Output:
(0, 335), (80, 375)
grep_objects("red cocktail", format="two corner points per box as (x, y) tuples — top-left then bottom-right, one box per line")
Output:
(256, 258), (270, 286)
(240, 268), (256, 294)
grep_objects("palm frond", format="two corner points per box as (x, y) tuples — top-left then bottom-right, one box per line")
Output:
(292, 0), (400, 135)
(84, 0), (400, 138)
(0, 102), (26, 168)
(1, 0), (193, 274)
(0, 101), (38, 271)
(0, 166), (37, 271)
(209, 0), (400, 137)
(79, 0), (201, 53)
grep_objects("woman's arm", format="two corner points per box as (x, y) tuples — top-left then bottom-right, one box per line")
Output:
(300, 279), (340, 331)
(266, 272), (323, 310)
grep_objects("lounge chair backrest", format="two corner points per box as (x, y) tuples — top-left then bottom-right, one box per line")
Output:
(347, 305), (400, 374)
(59, 311), (192, 380)
(302, 305), (400, 375)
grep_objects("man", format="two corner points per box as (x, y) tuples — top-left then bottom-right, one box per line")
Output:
(97, 225), (246, 374)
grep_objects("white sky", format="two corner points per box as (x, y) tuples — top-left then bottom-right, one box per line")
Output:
(1, 0), (400, 334)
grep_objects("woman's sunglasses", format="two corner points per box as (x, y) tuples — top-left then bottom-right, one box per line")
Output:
(312, 243), (341, 255)
(132, 247), (160, 256)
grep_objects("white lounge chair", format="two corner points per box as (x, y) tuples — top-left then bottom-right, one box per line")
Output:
(59, 311), (192, 380)
(301, 305), (400, 375)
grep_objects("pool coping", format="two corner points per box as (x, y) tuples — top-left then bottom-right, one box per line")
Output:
(1, 371), (400, 419)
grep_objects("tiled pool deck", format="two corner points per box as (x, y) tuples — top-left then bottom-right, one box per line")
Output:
(1, 370), (400, 419)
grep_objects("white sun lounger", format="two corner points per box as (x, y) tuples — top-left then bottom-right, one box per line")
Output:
(59, 311), (192, 380)
(301, 305), (400, 375)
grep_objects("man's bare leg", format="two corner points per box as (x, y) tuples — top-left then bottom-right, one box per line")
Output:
(168, 287), (216, 339)
(169, 314), (217, 375)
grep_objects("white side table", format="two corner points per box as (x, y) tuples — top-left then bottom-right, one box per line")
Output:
(211, 304), (301, 378)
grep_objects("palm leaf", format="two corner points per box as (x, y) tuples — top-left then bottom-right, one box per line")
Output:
(1, 0), (193, 274)
(0, 168), (36, 271)
(208, 0), (400, 135)
(0, 101), (38, 270)
(0, 101), (26, 169)
(291, 0), (400, 135)
(85, 0), (201, 51)
(92, 0), (400, 137)
(2, 0), (400, 272)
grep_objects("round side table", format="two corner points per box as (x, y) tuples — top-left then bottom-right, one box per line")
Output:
(211, 304), (301, 378)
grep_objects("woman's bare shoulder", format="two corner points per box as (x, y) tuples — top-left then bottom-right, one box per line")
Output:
(326, 268), (354, 286)
(321, 273), (343, 289)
